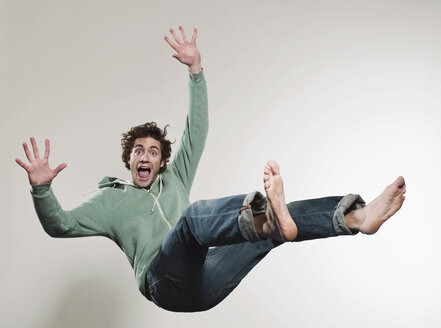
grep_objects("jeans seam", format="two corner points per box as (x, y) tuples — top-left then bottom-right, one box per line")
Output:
(293, 211), (335, 218)
(205, 248), (226, 259)
(185, 209), (240, 219)
(149, 278), (163, 288)
(211, 281), (240, 307)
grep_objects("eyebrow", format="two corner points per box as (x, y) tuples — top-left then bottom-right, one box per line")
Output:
(133, 144), (160, 151)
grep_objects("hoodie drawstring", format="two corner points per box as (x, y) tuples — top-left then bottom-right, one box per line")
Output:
(150, 174), (163, 214)
(148, 174), (171, 230)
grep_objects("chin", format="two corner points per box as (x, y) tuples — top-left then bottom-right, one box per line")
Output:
(139, 179), (152, 188)
(136, 181), (148, 188)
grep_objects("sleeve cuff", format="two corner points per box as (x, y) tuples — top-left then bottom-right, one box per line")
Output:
(189, 69), (205, 83)
(31, 182), (52, 195)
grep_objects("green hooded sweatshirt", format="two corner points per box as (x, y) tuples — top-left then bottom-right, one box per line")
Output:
(30, 70), (208, 297)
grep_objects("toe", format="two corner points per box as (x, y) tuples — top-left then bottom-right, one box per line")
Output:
(264, 180), (271, 190)
(394, 176), (405, 188)
(267, 160), (280, 175)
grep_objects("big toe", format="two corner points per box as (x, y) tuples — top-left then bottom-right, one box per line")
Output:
(267, 160), (280, 175)
(393, 176), (405, 189)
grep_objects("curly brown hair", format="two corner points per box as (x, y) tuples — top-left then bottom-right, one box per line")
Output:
(121, 122), (173, 173)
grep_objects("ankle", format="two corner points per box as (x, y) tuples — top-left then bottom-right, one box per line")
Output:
(344, 208), (364, 232)
(253, 213), (268, 240)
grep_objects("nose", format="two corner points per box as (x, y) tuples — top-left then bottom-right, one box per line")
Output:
(140, 153), (150, 163)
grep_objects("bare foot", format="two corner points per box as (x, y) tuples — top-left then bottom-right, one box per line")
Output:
(349, 176), (406, 234)
(263, 161), (298, 241)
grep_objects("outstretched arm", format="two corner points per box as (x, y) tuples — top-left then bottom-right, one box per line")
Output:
(16, 138), (108, 238)
(164, 26), (202, 74)
(164, 27), (208, 193)
(15, 137), (67, 185)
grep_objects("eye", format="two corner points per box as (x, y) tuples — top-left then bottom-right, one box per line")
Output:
(151, 151), (157, 156)
(134, 149), (143, 154)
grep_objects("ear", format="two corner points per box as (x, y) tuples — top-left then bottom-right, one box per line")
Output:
(160, 159), (165, 168)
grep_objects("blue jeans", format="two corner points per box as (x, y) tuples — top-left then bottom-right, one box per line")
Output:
(145, 193), (364, 312)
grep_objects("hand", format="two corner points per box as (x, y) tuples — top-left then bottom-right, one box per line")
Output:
(15, 137), (67, 185)
(164, 26), (201, 74)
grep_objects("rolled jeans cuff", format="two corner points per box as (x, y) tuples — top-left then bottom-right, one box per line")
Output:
(333, 193), (366, 235)
(238, 191), (266, 242)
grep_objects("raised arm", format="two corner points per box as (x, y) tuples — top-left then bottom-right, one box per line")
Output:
(164, 26), (208, 192)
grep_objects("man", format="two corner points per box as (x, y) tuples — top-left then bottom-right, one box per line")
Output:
(16, 27), (406, 312)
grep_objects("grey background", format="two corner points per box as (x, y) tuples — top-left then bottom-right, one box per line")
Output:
(2, 0), (441, 327)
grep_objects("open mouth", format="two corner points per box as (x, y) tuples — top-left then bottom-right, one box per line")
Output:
(137, 167), (151, 179)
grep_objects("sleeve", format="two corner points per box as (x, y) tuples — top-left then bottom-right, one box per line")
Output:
(31, 183), (110, 238)
(170, 70), (208, 193)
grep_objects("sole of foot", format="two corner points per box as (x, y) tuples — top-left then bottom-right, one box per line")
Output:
(263, 161), (298, 242)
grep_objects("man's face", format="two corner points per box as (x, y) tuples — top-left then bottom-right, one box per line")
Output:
(128, 137), (165, 189)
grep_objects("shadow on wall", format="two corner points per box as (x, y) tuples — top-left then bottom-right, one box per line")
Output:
(40, 276), (126, 328)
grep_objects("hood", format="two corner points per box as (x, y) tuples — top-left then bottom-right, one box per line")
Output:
(97, 176), (134, 189)
(97, 175), (165, 216)
(97, 175), (163, 196)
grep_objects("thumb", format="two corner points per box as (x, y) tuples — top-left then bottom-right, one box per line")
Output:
(54, 163), (68, 175)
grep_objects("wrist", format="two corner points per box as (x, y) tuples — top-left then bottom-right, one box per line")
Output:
(29, 176), (54, 185)
(189, 62), (202, 74)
